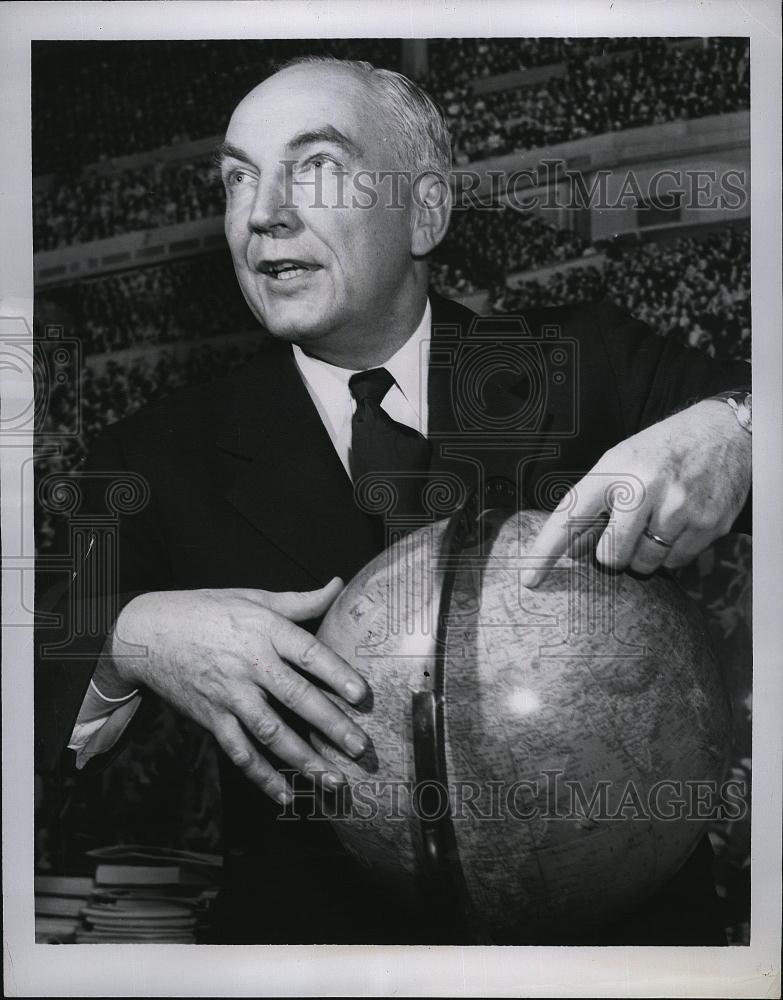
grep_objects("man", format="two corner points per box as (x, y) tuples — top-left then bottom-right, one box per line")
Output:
(35, 56), (751, 945)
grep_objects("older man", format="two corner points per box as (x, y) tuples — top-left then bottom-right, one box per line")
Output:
(36, 56), (751, 945)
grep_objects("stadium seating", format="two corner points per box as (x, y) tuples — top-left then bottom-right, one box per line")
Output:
(33, 37), (749, 248)
(445, 38), (749, 161)
(490, 226), (751, 363)
(32, 39), (402, 175)
(38, 253), (252, 354)
(34, 158), (223, 251)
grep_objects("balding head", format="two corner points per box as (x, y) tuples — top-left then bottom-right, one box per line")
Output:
(218, 58), (452, 367)
(273, 56), (453, 180)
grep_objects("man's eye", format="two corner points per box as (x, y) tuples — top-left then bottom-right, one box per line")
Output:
(226, 169), (249, 187)
(305, 154), (336, 170)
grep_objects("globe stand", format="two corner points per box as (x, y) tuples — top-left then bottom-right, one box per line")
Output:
(410, 482), (515, 945)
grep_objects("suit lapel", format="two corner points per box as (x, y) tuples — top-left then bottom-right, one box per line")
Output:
(216, 343), (381, 586)
(426, 291), (559, 509)
(214, 292), (562, 584)
(426, 291), (484, 506)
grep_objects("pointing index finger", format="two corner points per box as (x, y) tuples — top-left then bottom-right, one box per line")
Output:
(520, 477), (606, 588)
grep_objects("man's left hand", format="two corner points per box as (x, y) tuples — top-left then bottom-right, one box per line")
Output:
(519, 398), (752, 587)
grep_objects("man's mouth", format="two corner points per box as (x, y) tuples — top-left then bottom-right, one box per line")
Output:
(258, 259), (321, 281)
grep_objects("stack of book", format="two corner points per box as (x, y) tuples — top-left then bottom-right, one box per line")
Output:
(77, 845), (221, 943)
(37, 845), (221, 944)
(35, 875), (93, 943)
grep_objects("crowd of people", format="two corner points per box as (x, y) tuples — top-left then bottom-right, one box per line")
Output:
(445, 37), (749, 162)
(431, 207), (590, 296)
(488, 263), (603, 313)
(490, 225), (751, 363)
(33, 38), (749, 249)
(423, 36), (632, 94)
(38, 253), (255, 355)
(38, 38), (713, 177)
(34, 158), (223, 251)
(32, 39), (401, 176)
(604, 226), (751, 361)
(32, 38), (639, 176)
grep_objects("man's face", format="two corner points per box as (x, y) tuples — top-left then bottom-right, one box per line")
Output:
(221, 64), (420, 357)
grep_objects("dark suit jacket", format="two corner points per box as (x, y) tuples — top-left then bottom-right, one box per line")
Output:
(35, 290), (751, 944)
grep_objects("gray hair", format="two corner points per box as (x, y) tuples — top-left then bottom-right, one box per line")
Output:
(274, 55), (453, 180)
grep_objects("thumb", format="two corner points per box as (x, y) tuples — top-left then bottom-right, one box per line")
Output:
(261, 576), (345, 621)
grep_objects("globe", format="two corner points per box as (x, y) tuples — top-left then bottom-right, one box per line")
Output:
(313, 507), (731, 943)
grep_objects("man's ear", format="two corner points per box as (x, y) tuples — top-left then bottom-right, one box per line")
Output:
(410, 172), (452, 257)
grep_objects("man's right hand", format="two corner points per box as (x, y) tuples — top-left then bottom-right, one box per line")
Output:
(106, 577), (368, 804)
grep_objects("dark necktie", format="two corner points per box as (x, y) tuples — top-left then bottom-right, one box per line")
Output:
(348, 367), (431, 521)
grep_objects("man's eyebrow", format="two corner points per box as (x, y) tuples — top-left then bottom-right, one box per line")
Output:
(287, 126), (363, 158)
(214, 141), (254, 166)
(214, 128), (363, 167)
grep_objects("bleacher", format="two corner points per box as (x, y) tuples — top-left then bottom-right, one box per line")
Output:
(33, 37), (749, 251)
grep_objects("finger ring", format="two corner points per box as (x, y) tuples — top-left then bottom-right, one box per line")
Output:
(643, 528), (674, 548)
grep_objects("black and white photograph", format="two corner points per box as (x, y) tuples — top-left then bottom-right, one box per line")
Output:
(2, 1), (781, 996)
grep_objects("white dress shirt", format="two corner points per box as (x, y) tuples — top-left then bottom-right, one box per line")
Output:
(67, 299), (433, 766)
(292, 298), (431, 475)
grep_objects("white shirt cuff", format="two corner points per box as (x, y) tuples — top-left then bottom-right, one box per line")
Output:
(67, 677), (143, 767)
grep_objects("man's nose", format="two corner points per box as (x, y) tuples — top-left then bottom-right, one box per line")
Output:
(248, 163), (299, 235)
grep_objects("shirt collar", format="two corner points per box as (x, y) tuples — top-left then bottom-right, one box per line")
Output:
(292, 298), (431, 418)
(382, 298), (431, 417)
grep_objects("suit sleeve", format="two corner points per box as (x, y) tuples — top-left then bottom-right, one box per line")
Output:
(591, 298), (751, 535)
(35, 422), (171, 775)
